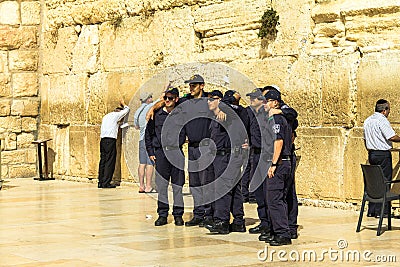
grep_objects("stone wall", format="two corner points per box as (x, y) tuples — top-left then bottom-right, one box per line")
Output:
(0, 0), (41, 179)
(2, 0), (400, 203)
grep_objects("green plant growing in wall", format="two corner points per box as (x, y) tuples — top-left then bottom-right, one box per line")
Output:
(258, 7), (279, 40)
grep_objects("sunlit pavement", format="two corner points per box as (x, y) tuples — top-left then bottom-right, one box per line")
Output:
(1, 178), (400, 266)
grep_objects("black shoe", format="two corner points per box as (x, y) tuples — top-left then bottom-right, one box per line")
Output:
(269, 236), (292, 246)
(290, 232), (298, 239)
(174, 216), (184, 226)
(375, 213), (389, 218)
(259, 232), (273, 242)
(98, 183), (103, 188)
(248, 198), (257, 204)
(249, 224), (268, 234)
(185, 217), (204, 227)
(154, 216), (168, 226)
(367, 213), (376, 217)
(205, 221), (229, 234)
(203, 217), (213, 228)
(101, 184), (116, 188)
(230, 223), (246, 232)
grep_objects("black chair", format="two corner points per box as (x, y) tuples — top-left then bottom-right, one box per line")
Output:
(357, 164), (400, 236)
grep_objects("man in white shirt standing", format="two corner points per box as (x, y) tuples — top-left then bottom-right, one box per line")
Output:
(363, 99), (400, 217)
(98, 99), (130, 188)
(134, 92), (157, 193)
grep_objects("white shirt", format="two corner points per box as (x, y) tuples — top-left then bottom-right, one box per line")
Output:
(363, 112), (396, 150)
(133, 101), (157, 140)
(100, 106), (130, 139)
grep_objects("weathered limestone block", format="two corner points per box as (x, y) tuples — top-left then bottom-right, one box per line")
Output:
(343, 127), (367, 201)
(0, 26), (38, 50)
(72, 25), (99, 74)
(51, 125), (70, 176)
(8, 164), (36, 178)
(69, 126), (86, 177)
(0, 51), (7, 72)
(21, 117), (38, 132)
(86, 126), (100, 178)
(0, 99), (11, 116)
(39, 75), (50, 123)
(9, 50), (39, 71)
(17, 132), (35, 148)
(46, 74), (87, 124)
(320, 54), (359, 127)
(12, 73), (39, 97)
(4, 132), (17, 150)
(0, 116), (22, 133)
(100, 7), (195, 70)
(87, 71), (144, 124)
(11, 99), (40, 117)
(0, 73), (11, 97)
(295, 127), (345, 201)
(42, 27), (78, 74)
(0, 1), (20, 25)
(313, 22), (345, 39)
(357, 51), (400, 125)
(1, 150), (26, 165)
(25, 148), (37, 164)
(21, 1), (41, 25)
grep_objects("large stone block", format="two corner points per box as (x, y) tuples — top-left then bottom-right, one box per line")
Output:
(1, 150), (26, 165)
(9, 50), (39, 71)
(39, 75), (50, 124)
(0, 116), (22, 133)
(12, 73), (39, 97)
(295, 127), (345, 201)
(343, 127), (367, 201)
(0, 99), (11, 116)
(100, 8), (196, 70)
(86, 126), (100, 178)
(357, 51), (400, 125)
(0, 26), (38, 50)
(69, 126), (86, 177)
(25, 148), (37, 164)
(21, 1), (41, 25)
(11, 99), (40, 117)
(8, 164), (36, 178)
(46, 74), (87, 124)
(0, 73), (11, 97)
(3, 132), (17, 150)
(17, 132), (35, 149)
(42, 27), (78, 74)
(72, 25), (99, 74)
(21, 117), (38, 132)
(0, 1), (20, 25)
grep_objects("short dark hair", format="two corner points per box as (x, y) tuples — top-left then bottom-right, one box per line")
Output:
(375, 99), (389, 112)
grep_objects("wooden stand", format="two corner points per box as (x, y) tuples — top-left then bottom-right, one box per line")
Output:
(32, 139), (54, 181)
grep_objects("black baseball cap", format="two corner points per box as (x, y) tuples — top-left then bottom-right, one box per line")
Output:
(264, 90), (281, 101)
(246, 88), (265, 100)
(184, 74), (205, 84)
(165, 87), (179, 97)
(210, 90), (223, 99)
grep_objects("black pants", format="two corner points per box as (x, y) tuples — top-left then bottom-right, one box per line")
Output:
(155, 148), (185, 217)
(368, 150), (392, 216)
(188, 146), (215, 219)
(213, 153), (244, 225)
(98, 138), (117, 186)
(241, 153), (255, 200)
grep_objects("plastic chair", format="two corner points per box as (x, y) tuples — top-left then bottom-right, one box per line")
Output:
(357, 164), (400, 236)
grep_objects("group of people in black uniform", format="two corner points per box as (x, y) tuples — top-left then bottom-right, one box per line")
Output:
(144, 74), (299, 246)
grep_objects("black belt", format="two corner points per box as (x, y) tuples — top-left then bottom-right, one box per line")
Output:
(189, 140), (210, 148)
(215, 147), (242, 156)
(252, 147), (261, 154)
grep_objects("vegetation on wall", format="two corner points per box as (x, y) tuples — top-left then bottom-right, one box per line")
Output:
(258, 7), (279, 40)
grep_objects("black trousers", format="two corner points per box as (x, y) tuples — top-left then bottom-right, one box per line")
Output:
(155, 148), (185, 217)
(188, 146), (215, 219)
(368, 150), (392, 216)
(98, 138), (117, 186)
(287, 153), (298, 235)
(241, 152), (255, 200)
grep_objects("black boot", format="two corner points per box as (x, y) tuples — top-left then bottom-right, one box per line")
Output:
(154, 216), (168, 226)
(269, 235), (292, 246)
(185, 217), (204, 227)
(249, 224), (268, 234)
(205, 221), (229, 234)
(230, 223), (246, 232)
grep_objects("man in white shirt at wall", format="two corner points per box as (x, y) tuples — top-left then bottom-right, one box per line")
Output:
(98, 99), (130, 188)
(363, 99), (400, 217)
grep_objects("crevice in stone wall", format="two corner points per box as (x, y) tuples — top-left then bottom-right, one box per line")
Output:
(195, 30), (205, 53)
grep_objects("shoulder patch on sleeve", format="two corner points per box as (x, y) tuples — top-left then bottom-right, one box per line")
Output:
(272, 124), (280, 134)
